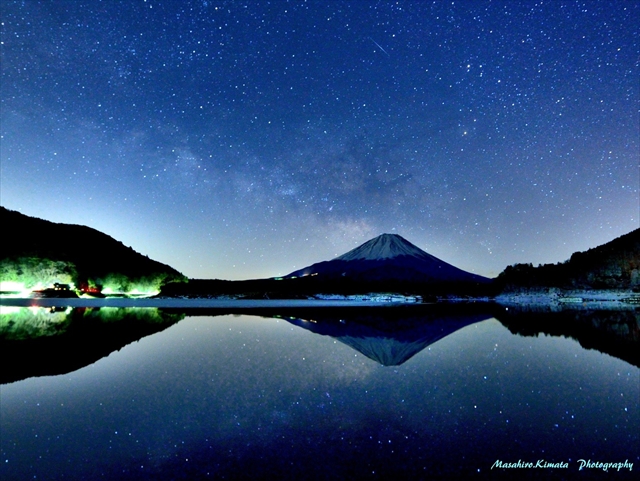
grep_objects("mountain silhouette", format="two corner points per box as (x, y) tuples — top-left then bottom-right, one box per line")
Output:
(496, 227), (640, 290)
(286, 233), (489, 284)
(1, 207), (186, 294)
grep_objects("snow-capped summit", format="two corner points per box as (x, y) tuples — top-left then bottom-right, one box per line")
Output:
(336, 233), (438, 262)
(285, 233), (489, 284)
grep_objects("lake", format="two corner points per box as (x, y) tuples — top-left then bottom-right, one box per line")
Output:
(1, 303), (638, 480)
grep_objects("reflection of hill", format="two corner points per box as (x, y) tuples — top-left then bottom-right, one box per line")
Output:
(5, 302), (636, 386)
(271, 305), (493, 366)
(0, 307), (184, 384)
(493, 306), (640, 368)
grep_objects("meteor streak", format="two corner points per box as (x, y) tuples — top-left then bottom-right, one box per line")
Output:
(369, 37), (390, 57)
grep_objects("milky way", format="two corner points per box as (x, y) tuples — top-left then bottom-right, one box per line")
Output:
(1, 1), (637, 279)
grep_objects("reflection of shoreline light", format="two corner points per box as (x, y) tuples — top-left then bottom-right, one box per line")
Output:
(0, 305), (22, 314)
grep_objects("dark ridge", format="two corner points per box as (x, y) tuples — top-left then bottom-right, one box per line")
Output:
(0, 206), (186, 288)
(495, 228), (640, 291)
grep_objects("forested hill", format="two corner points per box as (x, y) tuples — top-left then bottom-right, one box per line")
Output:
(495, 228), (640, 291)
(0, 207), (186, 294)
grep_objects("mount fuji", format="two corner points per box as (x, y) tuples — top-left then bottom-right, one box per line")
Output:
(285, 233), (490, 284)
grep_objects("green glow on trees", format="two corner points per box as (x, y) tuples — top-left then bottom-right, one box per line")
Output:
(0, 257), (76, 292)
(1, 256), (184, 298)
(100, 286), (160, 297)
(97, 272), (178, 297)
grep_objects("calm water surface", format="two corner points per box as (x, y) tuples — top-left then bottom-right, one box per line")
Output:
(1, 308), (638, 480)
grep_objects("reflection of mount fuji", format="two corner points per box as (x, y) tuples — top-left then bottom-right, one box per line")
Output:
(272, 305), (493, 366)
(5, 303), (636, 387)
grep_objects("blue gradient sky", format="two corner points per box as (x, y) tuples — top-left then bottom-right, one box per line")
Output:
(1, 1), (638, 280)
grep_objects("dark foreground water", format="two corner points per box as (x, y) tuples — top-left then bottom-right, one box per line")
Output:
(1, 305), (638, 480)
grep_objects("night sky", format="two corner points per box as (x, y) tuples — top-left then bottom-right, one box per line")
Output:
(1, 1), (638, 280)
